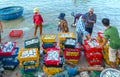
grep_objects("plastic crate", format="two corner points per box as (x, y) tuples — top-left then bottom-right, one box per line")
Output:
(65, 59), (79, 64)
(84, 52), (102, 60)
(43, 65), (62, 75)
(3, 65), (17, 70)
(9, 30), (23, 37)
(24, 37), (40, 48)
(18, 48), (39, 62)
(87, 58), (102, 66)
(103, 53), (119, 65)
(41, 34), (56, 42)
(0, 42), (16, 56)
(83, 38), (102, 52)
(58, 32), (75, 41)
(19, 59), (39, 67)
(64, 49), (81, 59)
(42, 42), (57, 49)
(20, 66), (39, 73)
(44, 48), (60, 66)
(64, 38), (76, 48)
(3, 59), (19, 66)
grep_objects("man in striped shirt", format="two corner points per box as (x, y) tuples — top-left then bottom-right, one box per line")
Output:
(76, 14), (90, 45)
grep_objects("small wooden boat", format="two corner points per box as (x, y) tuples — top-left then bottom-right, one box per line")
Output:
(0, 6), (24, 20)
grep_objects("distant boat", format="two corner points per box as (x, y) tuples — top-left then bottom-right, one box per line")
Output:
(0, 6), (24, 20)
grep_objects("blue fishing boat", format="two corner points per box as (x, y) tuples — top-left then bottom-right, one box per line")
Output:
(0, 6), (24, 20)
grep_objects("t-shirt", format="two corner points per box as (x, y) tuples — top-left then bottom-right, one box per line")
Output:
(104, 26), (120, 49)
(85, 12), (96, 28)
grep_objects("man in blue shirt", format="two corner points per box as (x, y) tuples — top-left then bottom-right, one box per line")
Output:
(85, 7), (97, 36)
(76, 14), (90, 45)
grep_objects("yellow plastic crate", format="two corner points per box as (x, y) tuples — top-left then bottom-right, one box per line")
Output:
(66, 52), (79, 56)
(103, 44), (109, 54)
(65, 59), (79, 64)
(18, 48), (39, 62)
(103, 53), (119, 65)
(41, 34), (56, 42)
(43, 65), (62, 75)
(58, 32), (75, 41)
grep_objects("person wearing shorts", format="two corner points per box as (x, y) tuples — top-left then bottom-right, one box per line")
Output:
(85, 7), (96, 36)
(99, 18), (120, 68)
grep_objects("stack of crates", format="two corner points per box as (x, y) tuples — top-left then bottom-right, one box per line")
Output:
(0, 42), (19, 70)
(96, 32), (119, 65)
(24, 37), (40, 50)
(63, 38), (81, 64)
(18, 48), (39, 73)
(83, 38), (103, 65)
(43, 48), (63, 75)
(58, 32), (75, 54)
(41, 34), (57, 53)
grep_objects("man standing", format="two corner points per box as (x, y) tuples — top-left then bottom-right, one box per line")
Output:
(76, 14), (90, 45)
(99, 18), (120, 68)
(85, 7), (96, 36)
(33, 8), (43, 36)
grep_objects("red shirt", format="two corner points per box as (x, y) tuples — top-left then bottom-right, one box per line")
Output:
(33, 12), (43, 25)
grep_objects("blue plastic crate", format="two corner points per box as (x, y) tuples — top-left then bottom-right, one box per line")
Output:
(3, 58), (19, 66)
(24, 68), (37, 72)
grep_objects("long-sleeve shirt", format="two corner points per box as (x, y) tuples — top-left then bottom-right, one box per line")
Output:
(76, 16), (88, 35)
(33, 12), (43, 25)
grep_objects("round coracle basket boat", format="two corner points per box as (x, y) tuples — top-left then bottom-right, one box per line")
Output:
(0, 6), (24, 20)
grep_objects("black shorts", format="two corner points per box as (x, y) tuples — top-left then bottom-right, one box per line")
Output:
(85, 27), (93, 34)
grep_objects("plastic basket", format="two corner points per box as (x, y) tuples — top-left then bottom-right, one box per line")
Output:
(65, 59), (79, 64)
(0, 42), (16, 56)
(58, 32), (75, 41)
(64, 38), (76, 48)
(41, 34), (56, 42)
(42, 42), (57, 49)
(43, 65), (62, 75)
(24, 37), (40, 48)
(100, 68), (120, 77)
(18, 48), (39, 62)
(83, 38), (102, 52)
(19, 59), (39, 67)
(9, 30), (23, 37)
(44, 48), (60, 66)
(3, 58), (19, 66)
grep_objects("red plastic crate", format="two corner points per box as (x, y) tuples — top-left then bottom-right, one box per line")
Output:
(85, 51), (102, 60)
(88, 59), (102, 65)
(44, 48), (60, 66)
(0, 42), (16, 56)
(64, 48), (81, 59)
(83, 38), (102, 52)
(9, 30), (23, 37)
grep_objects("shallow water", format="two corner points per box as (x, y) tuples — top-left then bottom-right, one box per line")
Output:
(0, 0), (120, 37)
